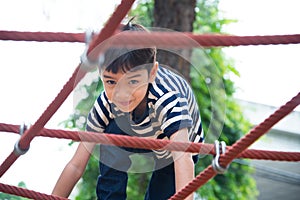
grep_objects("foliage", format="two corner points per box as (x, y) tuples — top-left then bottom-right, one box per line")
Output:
(61, 0), (258, 199)
(192, 0), (258, 199)
(0, 182), (29, 200)
(129, 0), (154, 27)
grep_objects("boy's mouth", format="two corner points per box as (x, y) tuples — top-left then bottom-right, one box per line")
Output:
(116, 100), (132, 107)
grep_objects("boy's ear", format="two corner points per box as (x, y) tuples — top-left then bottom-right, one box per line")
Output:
(149, 62), (159, 82)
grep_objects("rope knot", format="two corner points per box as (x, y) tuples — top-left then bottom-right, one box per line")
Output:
(212, 140), (229, 174)
(13, 123), (31, 156)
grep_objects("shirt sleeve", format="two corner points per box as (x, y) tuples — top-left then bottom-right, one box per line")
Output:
(86, 91), (112, 133)
(157, 92), (193, 138)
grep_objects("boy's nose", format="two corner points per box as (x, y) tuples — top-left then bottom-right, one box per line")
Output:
(114, 84), (131, 99)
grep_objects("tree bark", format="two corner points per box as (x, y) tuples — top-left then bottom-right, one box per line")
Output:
(153, 0), (196, 82)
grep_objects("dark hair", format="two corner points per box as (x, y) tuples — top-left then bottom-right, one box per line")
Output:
(101, 19), (156, 74)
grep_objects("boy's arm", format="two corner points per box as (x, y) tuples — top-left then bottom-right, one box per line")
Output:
(52, 142), (95, 197)
(170, 128), (194, 200)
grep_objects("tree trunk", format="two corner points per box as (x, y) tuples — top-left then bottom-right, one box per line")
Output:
(153, 0), (196, 82)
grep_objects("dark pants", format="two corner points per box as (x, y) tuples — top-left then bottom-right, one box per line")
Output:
(96, 120), (196, 200)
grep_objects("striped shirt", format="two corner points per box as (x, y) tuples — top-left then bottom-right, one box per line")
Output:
(86, 66), (203, 158)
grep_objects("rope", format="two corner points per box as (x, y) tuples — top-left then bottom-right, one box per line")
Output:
(1, 30), (300, 47)
(0, 182), (67, 200)
(1, 123), (300, 162)
(98, 32), (300, 48)
(0, 30), (85, 42)
(0, 0), (299, 198)
(169, 92), (300, 200)
(0, 0), (135, 178)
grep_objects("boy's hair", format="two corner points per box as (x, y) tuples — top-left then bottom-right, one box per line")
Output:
(101, 19), (157, 74)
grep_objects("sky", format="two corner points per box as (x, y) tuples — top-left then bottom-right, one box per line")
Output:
(0, 0), (121, 196)
(219, 0), (300, 108)
(0, 0), (299, 197)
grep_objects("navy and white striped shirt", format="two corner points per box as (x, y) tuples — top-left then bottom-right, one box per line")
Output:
(86, 66), (203, 158)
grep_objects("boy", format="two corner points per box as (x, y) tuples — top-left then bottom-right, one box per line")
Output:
(52, 21), (203, 200)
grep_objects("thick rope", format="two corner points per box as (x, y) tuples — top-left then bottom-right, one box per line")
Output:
(1, 123), (300, 162)
(169, 92), (300, 200)
(99, 32), (300, 48)
(0, 182), (67, 200)
(0, 0), (135, 178)
(0, 30), (85, 42)
(1, 30), (300, 47)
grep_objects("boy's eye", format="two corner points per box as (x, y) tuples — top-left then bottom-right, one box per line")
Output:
(129, 80), (139, 85)
(106, 80), (116, 85)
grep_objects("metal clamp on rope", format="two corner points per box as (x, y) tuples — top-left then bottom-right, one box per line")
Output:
(80, 29), (104, 71)
(13, 123), (30, 156)
(212, 140), (228, 174)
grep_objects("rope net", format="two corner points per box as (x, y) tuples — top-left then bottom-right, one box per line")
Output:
(0, 0), (300, 199)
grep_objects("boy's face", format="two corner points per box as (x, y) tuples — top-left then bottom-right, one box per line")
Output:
(101, 64), (157, 113)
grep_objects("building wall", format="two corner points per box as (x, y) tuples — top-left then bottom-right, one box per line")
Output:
(237, 100), (300, 200)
